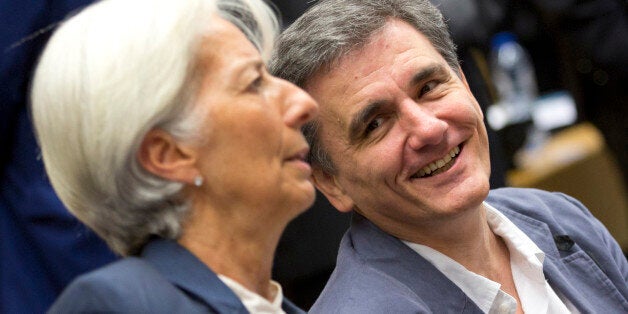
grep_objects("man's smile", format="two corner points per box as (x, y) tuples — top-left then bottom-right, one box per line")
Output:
(411, 145), (461, 179)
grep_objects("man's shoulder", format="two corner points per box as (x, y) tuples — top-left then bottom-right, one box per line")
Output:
(486, 187), (612, 254)
(488, 187), (577, 205)
(310, 234), (430, 313)
(310, 260), (428, 313)
(487, 187), (593, 221)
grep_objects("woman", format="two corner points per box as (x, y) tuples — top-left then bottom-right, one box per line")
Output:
(30, 0), (317, 312)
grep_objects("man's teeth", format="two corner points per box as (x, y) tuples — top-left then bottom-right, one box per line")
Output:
(416, 146), (460, 178)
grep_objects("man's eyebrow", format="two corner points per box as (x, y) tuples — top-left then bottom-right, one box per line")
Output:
(345, 64), (449, 144)
(348, 100), (386, 143)
(410, 64), (448, 86)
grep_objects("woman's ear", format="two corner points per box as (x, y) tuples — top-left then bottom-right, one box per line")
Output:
(311, 167), (354, 213)
(137, 129), (199, 184)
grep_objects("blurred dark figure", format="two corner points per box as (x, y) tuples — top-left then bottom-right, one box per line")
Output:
(269, 0), (311, 26)
(0, 1), (116, 312)
(520, 0), (628, 185)
(273, 194), (350, 309)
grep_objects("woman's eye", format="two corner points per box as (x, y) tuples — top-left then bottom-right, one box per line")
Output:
(247, 76), (263, 93)
(419, 80), (438, 96)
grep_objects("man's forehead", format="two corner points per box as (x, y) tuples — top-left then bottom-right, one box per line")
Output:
(303, 65), (352, 123)
(303, 50), (389, 123)
(302, 22), (398, 91)
(302, 19), (443, 136)
(304, 72), (363, 143)
(304, 20), (438, 91)
(314, 97), (348, 134)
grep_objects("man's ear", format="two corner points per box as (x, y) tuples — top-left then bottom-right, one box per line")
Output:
(311, 166), (354, 213)
(137, 129), (199, 185)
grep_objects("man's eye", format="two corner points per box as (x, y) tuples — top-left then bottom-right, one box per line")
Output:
(419, 80), (438, 96)
(365, 117), (384, 135)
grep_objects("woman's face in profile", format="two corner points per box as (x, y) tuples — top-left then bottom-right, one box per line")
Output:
(191, 17), (318, 220)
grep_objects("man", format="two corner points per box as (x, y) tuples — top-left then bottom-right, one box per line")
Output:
(270, 0), (628, 313)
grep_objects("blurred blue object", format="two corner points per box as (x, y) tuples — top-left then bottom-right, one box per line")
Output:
(1, 1), (116, 312)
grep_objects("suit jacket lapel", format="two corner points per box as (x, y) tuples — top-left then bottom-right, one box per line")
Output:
(141, 239), (248, 314)
(281, 298), (305, 314)
(495, 205), (596, 313)
(141, 238), (306, 314)
(350, 214), (483, 313)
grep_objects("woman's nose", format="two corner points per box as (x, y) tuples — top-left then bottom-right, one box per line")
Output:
(282, 81), (319, 128)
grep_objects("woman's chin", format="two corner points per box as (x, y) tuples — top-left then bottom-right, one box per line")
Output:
(289, 184), (317, 216)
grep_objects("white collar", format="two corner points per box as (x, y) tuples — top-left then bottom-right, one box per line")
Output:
(218, 275), (286, 314)
(402, 202), (548, 313)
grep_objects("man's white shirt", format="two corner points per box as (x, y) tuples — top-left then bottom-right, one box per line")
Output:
(403, 202), (578, 314)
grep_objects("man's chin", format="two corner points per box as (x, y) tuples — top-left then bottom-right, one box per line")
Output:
(430, 178), (490, 213)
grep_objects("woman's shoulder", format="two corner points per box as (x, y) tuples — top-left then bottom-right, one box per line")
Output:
(48, 257), (206, 313)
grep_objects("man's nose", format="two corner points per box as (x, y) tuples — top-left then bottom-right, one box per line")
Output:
(281, 80), (319, 129)
(399, 100), (447, 151)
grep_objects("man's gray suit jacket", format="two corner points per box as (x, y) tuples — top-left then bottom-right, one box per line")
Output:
(48, 238), (304, 313)
(311, 188), (628, 313)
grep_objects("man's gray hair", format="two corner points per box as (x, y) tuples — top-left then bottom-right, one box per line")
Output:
(270, 0), (459, 175)
(30, 0), (278, 256)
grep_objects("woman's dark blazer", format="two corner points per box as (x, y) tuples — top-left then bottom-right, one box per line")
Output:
(48, 238), (304, 314)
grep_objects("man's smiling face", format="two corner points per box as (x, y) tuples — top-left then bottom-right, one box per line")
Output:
(304, 19), (491, 239)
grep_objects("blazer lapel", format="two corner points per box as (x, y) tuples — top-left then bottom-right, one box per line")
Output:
(350, 214), (484, 313)
(496, 206), (596, 313)
(141, 239), (248, 314)
(281, 297), (305, 314)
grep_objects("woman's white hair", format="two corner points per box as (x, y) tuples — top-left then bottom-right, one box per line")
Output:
(30, 0), (278, 256)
